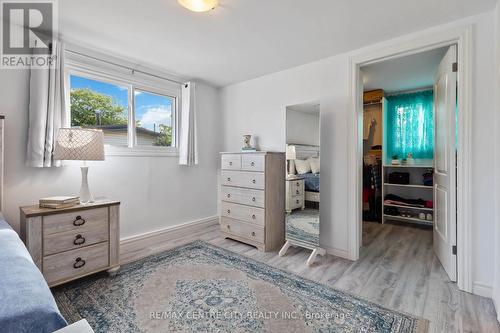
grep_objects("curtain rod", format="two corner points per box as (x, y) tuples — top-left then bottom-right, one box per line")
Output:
(386, 86), (433, 96)
(65, 49), (187, 87)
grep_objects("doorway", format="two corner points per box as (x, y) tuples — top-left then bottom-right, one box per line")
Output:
(348, 26), (473, 292)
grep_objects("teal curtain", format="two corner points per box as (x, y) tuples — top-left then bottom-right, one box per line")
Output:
(386, 90), (434, 160)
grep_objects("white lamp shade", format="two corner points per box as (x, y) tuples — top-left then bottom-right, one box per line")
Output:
(54, 128), (105, 161)
(286, 145), (296, 160)
(178, 0), (218, 12)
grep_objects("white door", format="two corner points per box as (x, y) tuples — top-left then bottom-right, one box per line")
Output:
(433, 45), (457, 281)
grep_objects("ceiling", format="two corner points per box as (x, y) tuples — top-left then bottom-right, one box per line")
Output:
(362, 47), (449, 93)
(60, 0), (495, 87)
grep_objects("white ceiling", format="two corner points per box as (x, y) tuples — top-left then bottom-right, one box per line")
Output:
(362, 47), (449, 93)
(60, 0), (495, 87)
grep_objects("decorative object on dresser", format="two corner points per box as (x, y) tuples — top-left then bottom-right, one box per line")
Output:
(220, 151), (285, 251)
(285, 175), (305, 213)
(53, 128), (105, 204)
(20, 200), (120, 287)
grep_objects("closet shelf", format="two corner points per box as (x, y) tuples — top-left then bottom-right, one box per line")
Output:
(383, 164), (433, 168)
(384, 203), (434, 211)
(384, 183), (433, 189)
(383, 214), (433, 225)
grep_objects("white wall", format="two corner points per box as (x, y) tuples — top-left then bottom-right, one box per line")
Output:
(0, 69), (221, 239)
(221, 12), (497, 295)
(286, 110), (320, 146)
(493, 0), (500, 319)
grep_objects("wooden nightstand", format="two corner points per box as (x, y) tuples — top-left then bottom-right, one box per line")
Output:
(286, 176), (305, 213)
(20, 200), (120, 287)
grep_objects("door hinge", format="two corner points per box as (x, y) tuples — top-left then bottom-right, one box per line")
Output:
(452, 245), (457, 255)
(452, 62), (458, 72)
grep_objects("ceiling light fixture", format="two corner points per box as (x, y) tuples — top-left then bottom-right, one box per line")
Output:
(178, 0), (218, 12)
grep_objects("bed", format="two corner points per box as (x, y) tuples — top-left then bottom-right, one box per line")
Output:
(291, 144), (320, 203)
(0, 116), (69, 333)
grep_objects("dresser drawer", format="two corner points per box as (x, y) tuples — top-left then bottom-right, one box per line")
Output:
(221, 154), (241, 170)
(220, 217), (265, 243)
(43, 223), (109, 256)
(241, 154), (265, 172)
(221, 170), (265, 189)
(221, 201), (265, 226)
(43, 207), (108, 236)
(221, 186), (265, 208)
(43, 242), (109, 285)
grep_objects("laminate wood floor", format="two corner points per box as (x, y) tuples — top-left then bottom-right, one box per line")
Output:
(122, 221), (499, 333)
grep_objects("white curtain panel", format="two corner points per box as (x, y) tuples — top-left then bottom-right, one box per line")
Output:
(26, 40), (67, 167)
(179, 82), (198, 166)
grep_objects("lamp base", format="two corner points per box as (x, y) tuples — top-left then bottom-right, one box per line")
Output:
(79, 166), (94, 204)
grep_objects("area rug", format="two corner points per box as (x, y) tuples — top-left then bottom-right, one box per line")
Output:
(53, 241), (428, 333)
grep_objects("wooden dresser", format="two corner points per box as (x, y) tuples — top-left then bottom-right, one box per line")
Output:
(220, 152), (285, 251)
(20, 200), (120, 287)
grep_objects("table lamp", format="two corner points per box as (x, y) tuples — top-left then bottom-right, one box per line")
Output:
(286, 145), (296, 176)
(54, 128), (105, 203)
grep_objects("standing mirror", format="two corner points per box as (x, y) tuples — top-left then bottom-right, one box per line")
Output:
(279, 102), (325, 265)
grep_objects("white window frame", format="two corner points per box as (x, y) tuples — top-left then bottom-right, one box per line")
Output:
(65, 54), (180, 157)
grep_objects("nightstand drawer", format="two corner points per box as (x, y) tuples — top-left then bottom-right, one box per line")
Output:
(289, 185), (304, 197)
(43, 242), (109, 285)
(43, 223), (109, 256)
(220, 217), (265, 243)
(290, 196), (304, 210)
(43, 207), (108, 236)
(221, 201), (265, 226)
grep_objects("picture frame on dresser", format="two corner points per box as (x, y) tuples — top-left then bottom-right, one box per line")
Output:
(220, 152), (285, 251)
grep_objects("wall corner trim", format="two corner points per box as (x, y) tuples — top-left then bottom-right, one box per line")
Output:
(120, 215), (218, 264)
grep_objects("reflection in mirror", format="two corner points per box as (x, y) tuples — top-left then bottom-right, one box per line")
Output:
(279, 102), (325, 266)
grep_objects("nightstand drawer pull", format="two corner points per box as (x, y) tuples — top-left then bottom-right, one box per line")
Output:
(296, 182), (300, 186)
(296, 199), (300, 204)
(296, 190), (300, 194)
(73, 234), (86, 245)
(73, 216), (86, 226)
(73, 257), (86, 269)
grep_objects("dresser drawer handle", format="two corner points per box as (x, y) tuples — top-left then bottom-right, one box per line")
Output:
(252, 197), (256, 202)
(73, 234), (86, 245)
(227, 177), (231, 181)
(251, 161), (255, 166)
(227, 225), (231, 230)
(252, 214), (256, 219)
(73, 257), (86, 269)
(227, 193), (231, 198)
(252, 179), (256, 184)
(227, 209), (231, 214)
(229, 161), (233, 166)
(73, 216), (86, 226)
(251, 231), (256, 237)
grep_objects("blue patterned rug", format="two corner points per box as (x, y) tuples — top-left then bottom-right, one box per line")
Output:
(53, 241), (427, 333)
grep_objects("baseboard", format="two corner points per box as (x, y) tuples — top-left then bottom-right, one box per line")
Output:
(472, 281), (493, 298)
(321, 244), (350, 259)
(120, 216), (218, 264)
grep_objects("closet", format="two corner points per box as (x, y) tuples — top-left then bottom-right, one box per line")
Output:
(363, 88), (434, 226)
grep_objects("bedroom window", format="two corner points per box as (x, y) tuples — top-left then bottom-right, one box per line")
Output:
(66, 70), (179, 155)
